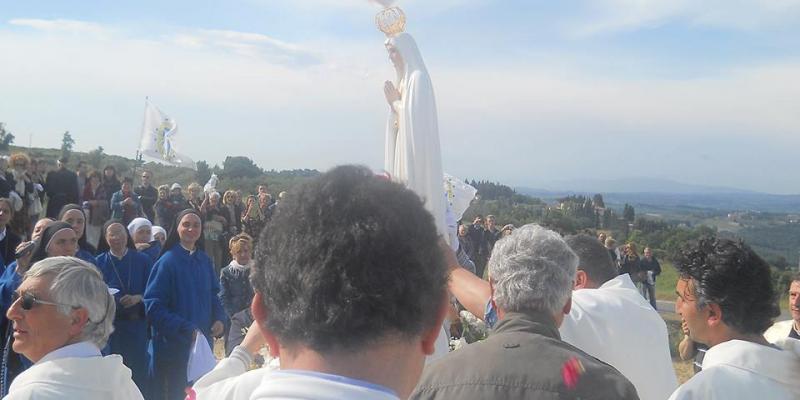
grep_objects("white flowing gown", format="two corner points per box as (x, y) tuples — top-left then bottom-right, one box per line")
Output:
(385, 33), (448, 242)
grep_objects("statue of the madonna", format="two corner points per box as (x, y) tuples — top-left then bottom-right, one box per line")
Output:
(380, 8), (448, 242)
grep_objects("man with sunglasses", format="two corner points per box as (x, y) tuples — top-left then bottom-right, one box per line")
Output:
(5, 256), (143, 400)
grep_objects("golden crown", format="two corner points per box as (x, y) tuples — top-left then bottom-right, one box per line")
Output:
(376, 6), (406, 36)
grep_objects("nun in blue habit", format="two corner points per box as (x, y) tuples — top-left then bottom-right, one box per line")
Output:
(144, 209), (228, 400)
(58, 204), (97, 265)
(128, 217), (162, 263)
(95, 219), (152, 396)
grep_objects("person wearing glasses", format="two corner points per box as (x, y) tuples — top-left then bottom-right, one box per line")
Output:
(136, 170), (158, 224)
(4, 256), (143, 400)
(0, 221), (79, 395)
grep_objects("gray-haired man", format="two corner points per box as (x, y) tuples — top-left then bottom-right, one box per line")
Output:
(5, 256), (143, 400)
(412, 224), (638, 400)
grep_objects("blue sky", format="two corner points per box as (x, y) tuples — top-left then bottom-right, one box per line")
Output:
(1, 0), (799, 193)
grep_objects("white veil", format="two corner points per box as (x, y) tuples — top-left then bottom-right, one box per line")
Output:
(385, 32), (448, 242)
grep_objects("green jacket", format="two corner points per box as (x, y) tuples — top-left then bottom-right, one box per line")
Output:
(412, 311), (640, 400)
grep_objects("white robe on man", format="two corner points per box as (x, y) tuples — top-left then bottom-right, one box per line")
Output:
(668, 338), (800, 400)
(191, 347), (399, 400)
(4, 342), (143, 400)
(559, 274), (678, 400)
(764, 319), (795, 343)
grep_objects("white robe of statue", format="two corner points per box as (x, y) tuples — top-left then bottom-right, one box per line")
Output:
(384, 32), (448, 243)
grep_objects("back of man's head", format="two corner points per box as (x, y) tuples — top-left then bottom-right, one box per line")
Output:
(675, 236), (780, 336)
(565, 234), (617, 288)
(251, 165), (448, 353)
(489, 224), (578, 317)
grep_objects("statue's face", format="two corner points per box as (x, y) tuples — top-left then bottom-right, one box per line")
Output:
(386, 43), (402, 67)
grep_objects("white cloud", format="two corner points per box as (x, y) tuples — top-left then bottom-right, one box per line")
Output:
(9, 18), (111, 36)
(2, 15), (799, 192)
(169, 29), (321, 65)
(569, 0), (800, 36)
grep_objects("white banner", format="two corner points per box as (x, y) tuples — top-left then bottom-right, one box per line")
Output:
(138, 101), (196, 170)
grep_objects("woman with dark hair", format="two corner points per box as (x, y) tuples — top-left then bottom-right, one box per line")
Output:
(0, 220), (77, 396)
(8, 153), (33, 238)
(57, 204), (97, 265)
(144, 209), (227, 400)
(83, 170), (109, 249)
(95, 219), (152, 396)
(101, 165), (121, 203)
(0, 198), (22, 266)
(241, 195), (265, 241)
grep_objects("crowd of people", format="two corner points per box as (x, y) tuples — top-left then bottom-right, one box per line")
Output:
(0, 154), (284, 399)
(0, 160), (797, 399)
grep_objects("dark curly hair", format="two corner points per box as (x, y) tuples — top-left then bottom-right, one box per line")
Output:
(674, 236), (780, 335)
(251, 165), (448, 353)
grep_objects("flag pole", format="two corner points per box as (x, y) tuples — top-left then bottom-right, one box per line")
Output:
(133, 97), (149, 178)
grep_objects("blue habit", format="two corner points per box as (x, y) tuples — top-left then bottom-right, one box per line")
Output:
(0, 262), (31, 396)
(96, 250), (152, 397)
(76, 248), (97, 265)
(139, 241), (162, 264)
(144, 246), (227, 400)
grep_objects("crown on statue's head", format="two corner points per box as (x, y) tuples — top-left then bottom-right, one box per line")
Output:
(376, 6), (406, 36)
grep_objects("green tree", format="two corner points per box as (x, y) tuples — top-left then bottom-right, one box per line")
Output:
(592, 193), (605, 208)
(196, 160), (212, 184)
(0, 123), (15, 152)
(771, 256), (789, 271)
(623, 203), (635, 222)
(60, 131), (75, 161)
(222, 156), (262, 179)
(87, 146), (105, 169)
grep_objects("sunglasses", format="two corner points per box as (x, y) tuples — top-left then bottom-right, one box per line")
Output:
(11, 291), (78, 311)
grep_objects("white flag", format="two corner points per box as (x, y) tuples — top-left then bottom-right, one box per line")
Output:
(443, 173), (477, 251)
(139, 101), (196, 170)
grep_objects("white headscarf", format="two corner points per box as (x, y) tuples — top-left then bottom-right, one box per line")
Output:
(127, 217), (152, 238)
(151, 226), (167, 242)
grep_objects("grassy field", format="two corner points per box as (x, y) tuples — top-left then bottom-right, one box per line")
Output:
(656, 260), (679, 301)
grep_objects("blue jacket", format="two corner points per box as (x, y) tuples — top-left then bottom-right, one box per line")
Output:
(144, 246), (228, 344)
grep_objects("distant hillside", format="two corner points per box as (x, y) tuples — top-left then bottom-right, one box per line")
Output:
(521, 177), (756, 195)
(518, 185), (800, 214)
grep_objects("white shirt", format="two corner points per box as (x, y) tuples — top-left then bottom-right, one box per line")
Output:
(764, 320), (797, 343)
(36, 341), (100, 364)
(559, 274), (678, 400)
(191, 347), (399, 400)
(668, 339), (800, 400)
(5, 341), (143, 400)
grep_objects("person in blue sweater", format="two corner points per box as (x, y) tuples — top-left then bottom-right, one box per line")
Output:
(58, 204), (97, 265)
(0, 220), (77, 396)
(144, 209), (227, 400)
(96, 219), (153, 397)
(128, 217), (161, 263)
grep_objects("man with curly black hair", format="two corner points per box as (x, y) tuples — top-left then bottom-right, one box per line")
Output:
(190, 165), (450, 400)
(669, 237), (800, 400)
